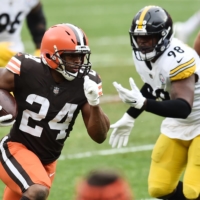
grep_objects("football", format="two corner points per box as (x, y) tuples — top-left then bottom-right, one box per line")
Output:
(0, 89), (18, 122)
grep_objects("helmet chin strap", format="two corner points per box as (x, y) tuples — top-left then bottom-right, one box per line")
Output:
(139, 50), (156, 61)
(56, 68), (77, 81)
(53, 45), (77, 81)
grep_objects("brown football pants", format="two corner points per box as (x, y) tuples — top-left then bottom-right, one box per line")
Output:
(0, 137), (57, 200)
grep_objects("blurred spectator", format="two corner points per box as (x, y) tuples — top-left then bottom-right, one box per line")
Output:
(75, 168), (134, 200)
(174, 11), (200, 43)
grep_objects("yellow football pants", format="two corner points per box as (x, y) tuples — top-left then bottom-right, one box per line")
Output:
(148, 133), (200, 199)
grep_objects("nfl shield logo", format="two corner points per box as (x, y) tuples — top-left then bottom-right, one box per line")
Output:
(159, 73), (165, 85)
(53, 87), (60, 95)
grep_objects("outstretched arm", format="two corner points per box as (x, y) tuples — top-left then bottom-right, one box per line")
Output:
(109, 82), (156, 148)
(81, 103), (110, 143)
(82, 75), (110, 143)
(144, 75), (194, 118)
(114, 76), (194, 119)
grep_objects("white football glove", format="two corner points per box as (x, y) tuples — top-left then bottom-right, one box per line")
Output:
(109, 113), (135, 148)
(84, 75), (100, 106)
(0, 106), (15, 126)
(113, 77), (146, 109)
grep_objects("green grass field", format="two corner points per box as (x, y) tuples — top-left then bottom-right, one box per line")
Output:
(0, 0), (199, 199)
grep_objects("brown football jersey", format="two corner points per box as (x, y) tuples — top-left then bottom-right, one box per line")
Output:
(6, 53), (102, 164)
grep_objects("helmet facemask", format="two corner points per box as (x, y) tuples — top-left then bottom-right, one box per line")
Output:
(50, 45), (91, 81)
(130, 27), (172, 61)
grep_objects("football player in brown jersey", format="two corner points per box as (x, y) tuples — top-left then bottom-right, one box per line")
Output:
(0, 23), (110, 200)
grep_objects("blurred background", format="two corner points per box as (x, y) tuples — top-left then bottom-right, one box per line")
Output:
(0, 0), (199, 199)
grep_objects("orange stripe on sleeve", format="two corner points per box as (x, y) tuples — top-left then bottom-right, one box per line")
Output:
(98, 83), (103, 96)
(6, 64), (20, 75)
(6, 57), (21, 75)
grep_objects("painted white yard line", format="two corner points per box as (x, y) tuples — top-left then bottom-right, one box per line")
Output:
(24, 36), (129, 47)
(59, 144), (156, 200)
(100, 94), (121, 103)
(59, 144), (154, 160)
(24, 36), (134, 67)
(90, 35), (129, 46)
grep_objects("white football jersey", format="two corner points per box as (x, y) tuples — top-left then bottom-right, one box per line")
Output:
(0, 0), (39, 52)
(133, 38), (200, 140)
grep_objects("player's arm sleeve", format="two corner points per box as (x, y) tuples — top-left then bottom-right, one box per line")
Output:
(145, 98), (191, 118)
(127, 83), (156, 119)
(143, 56), (195, 118)
(6, 54), (23, 75)
(26, 2), (46, 49)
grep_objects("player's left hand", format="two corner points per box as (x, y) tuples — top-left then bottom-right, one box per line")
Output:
(113, 77), (146, 109)
(84, 75), (100, 106)
(109, 113), (134, 148)
(0, 106), (15, 127)
(34, 49), (41, 57)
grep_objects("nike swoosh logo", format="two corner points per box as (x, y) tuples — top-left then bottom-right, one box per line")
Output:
(125, 100), (137, 103)
(49, 172), (55, 177)
(177, 57), (183, 63)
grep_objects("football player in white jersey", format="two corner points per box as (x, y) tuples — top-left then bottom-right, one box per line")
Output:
(0, 0), (46, 67)
(109, 5), (200, 200)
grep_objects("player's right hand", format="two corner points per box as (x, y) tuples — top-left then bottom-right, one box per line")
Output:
(109, 113), (135, 148)
(0, 106), (15, 127)
(0, 42), (16, 67)
(84, 75), (100, 106)
(113, 78), (146, 109)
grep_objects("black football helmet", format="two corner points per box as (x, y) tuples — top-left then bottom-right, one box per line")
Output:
(129, 5), (173, 61)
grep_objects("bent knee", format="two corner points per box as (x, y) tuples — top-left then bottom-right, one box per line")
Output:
(24, 184), (49, 200)
(149, 185), (174, 198)
(184, 184), (199, 199)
